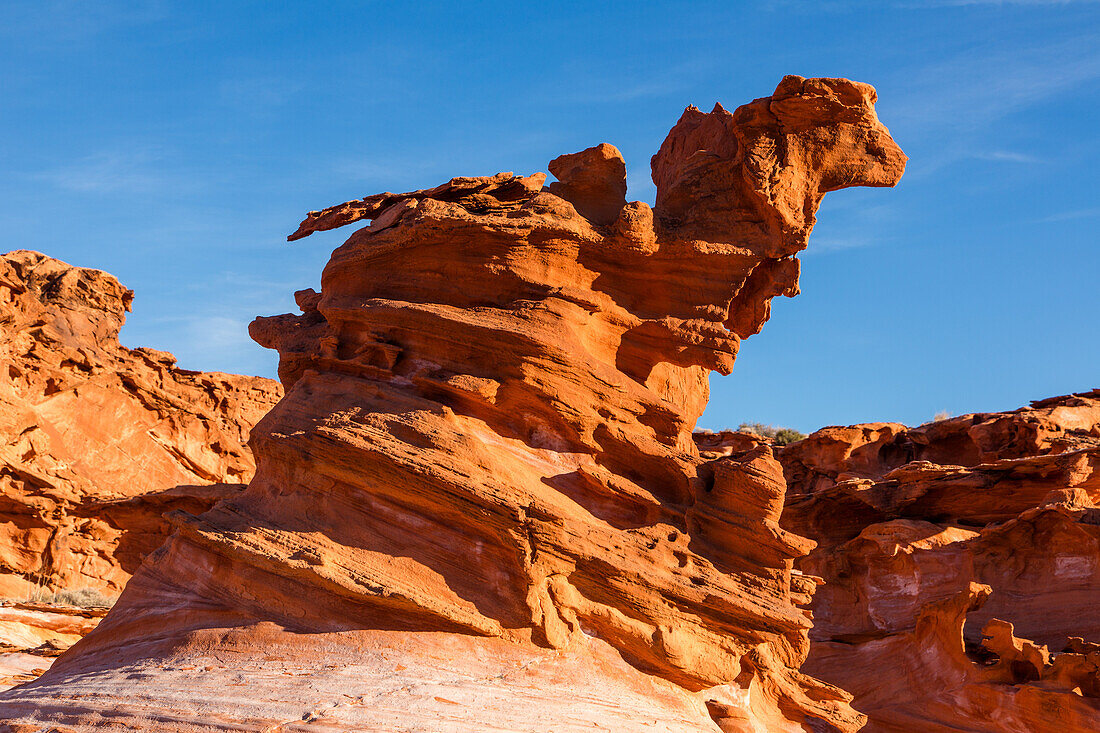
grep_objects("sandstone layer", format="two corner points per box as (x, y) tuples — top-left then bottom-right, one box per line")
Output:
(780, 391), (1100, 731)
(0, 76), (905, 731)
(0, 602), (107, 690)
(0, 250), (281, 599)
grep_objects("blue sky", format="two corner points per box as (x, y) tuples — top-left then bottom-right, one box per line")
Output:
(2, 1), (1097, 432)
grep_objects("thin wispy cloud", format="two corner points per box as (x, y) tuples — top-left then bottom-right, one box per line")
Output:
(802, 236), (879, 255)
(803, 201), (901, 256)
(887, 34), (1100, 132)
(879, 29), (1100, 176)
(320, 157), (442, 189)
(578, 80), (686, 104)
(218, 76), (305, 110)
(1037, 207), (1100, 222)
(767, 0), (1099, 9)
(185, 315), (252, 351)
(766, 0), (1099, 160)
(901, 0), (1099, 6)
(534, 57), (715, 106)
(971, 150), (1043, 163)
(0, 1), (167, 42)
(318, 128), (559, 194)
(32, 149), (170, 194)
(169, 270), (312, 317)
(122, 313), (275, 376)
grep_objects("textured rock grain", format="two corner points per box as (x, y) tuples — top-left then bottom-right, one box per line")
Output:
(780, 391), (1100, 731)
(0, 250), (281, 598)
(0, 76), (906, 732)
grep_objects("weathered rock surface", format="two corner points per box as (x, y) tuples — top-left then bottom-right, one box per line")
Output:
(0, 76), (905, 731)
(0, 602), (103, 653)
(0, 602), (107, 690)
(0, 250), (281, 599)
(783, 391), (1100, 497)
(780, 391), (1100, 731)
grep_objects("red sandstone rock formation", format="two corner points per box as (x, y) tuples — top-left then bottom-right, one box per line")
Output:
(780, 391), (1100, 731)
(0, 602), (107, 690)
(783, 391), (1100, 497)
(0, 250), (281, 599)
(0, 76), (905, 731)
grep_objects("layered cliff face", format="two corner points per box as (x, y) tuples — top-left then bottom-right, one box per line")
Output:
(0, 76), (905, 732)
(0, 250), (281, 598)
(780, 392), (1100, 732)
(0, 601), (107, 690)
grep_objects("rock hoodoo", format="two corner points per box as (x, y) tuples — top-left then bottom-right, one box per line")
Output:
(0, 250), (281, 600)
(0, 76), (905, 731)
(780, 392), (1100, 731)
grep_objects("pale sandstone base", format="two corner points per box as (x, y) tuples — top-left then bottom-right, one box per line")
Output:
(0, 626), (772, 732)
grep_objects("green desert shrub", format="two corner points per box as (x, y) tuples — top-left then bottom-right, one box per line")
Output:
(737, 422), (807, 446)
(771, 428), (807, 446)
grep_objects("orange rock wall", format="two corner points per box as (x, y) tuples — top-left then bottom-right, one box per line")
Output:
(780, 392), (1100, 731)
(0, 250), (281, 598)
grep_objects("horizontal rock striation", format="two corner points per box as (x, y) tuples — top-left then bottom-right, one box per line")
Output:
(0, 76), (905, 731)
(0, 250), (281, 598)
(780, 391), (1100, 731)
(0, 602), (108, 690)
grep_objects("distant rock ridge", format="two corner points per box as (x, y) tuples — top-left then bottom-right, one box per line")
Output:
(779, 390), (1100, 731)
(0, 250), (281, 599)
(0, 76), (906, 731)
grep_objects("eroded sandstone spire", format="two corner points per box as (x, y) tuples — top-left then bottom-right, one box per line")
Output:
(0, 76), (905, 732)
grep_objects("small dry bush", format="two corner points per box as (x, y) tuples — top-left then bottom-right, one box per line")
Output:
(737, 422), (807, 446)
(27, 587), (117, 608)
